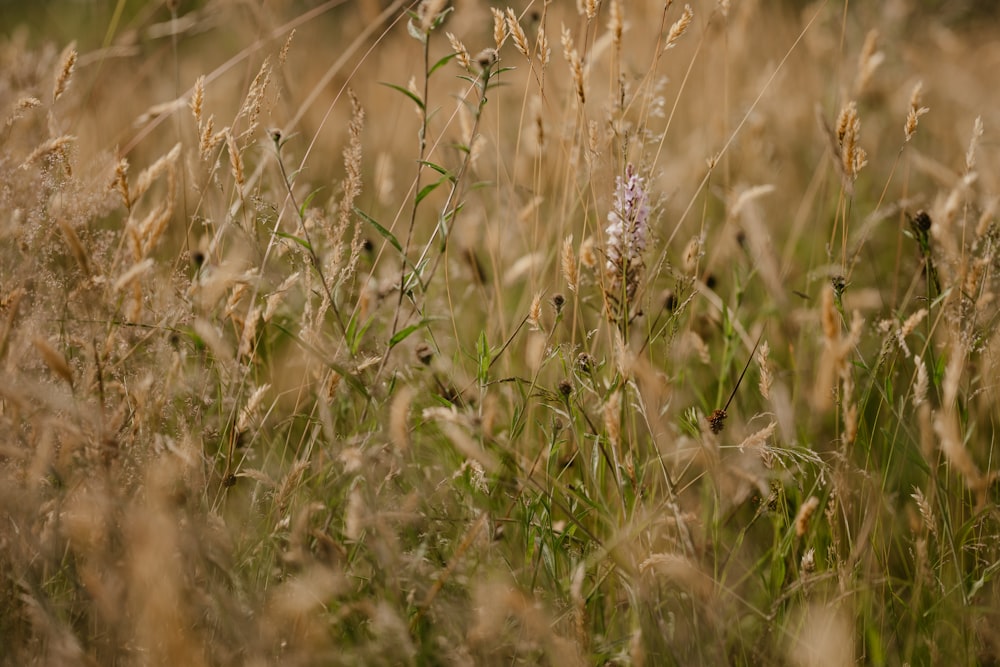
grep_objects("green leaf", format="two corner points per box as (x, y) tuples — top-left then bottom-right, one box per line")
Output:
(416, 177), (446, 205)
(429, 52), (457, 76)
(389, 320), (429, 349)
(354, 207), (402, 253)
(379, 82), (424, 111)
(417, 160), (454, 180)
(346, 310), (375, 356)
(299, 188), (324, 218)
(476, 330), (491, 386)
(274, 231), (313, 252)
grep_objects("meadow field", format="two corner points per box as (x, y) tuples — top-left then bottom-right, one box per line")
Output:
(2, 0), (1000, 664)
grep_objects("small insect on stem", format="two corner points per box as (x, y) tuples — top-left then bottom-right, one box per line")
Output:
(708, 332), (764, 434)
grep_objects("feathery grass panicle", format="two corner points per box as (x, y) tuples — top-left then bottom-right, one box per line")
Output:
(21, 134), (75, 170)
(32, 337), (74, 387)
(329, 90), (365, 284)
(855, 29), (884, 95)
(562, 235), (579, 292)
(664, 5), (694, 51)
(904, 81), (929, 142)
(528, 292), (543, 330)
(279, 29), (295, 65)
(757, 340), (772, 400)
(6, 95), (41, 128)
(133, 142), (181, 202)
(609, 0), (624, 48)
(561, 25), (586, 105)
(491, 8), (508, 49)
(966, 115), (984, 173)
(190, 75), (205, 126)
(536, 25), (551, 67)
(506, 8), (530, 59)
(447, 32), (473, 71)
(52, 43), (77, 102)
(113, 155), (131, 210)
(236, 58), (271, 140)
(836, 101), (867, 183)
(913, 355), (929, 407)
(795, 496), (820, 537)
(226, 130), (245, 192)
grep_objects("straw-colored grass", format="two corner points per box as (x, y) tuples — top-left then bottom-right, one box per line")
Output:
(2, 1), (1000, 665)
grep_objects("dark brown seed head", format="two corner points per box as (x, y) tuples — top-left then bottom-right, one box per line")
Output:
(557, 378), (573, 397)
(912, 210), (932, 232)
(708, 408), (727, 434)
(415, 342), (434, 365)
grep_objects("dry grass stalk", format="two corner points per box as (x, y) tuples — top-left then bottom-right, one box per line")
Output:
(562, 235), (579, 292)
(238, 305), (260, 360)
(737, 421), (776, 452)
(237, 383), (271, 433)
(965, 115), (984, 174)
(389, 385), (414, 453)
(506, 8), (530, 58)
(795, 496), (820, 537)
(198, 115), (219, 160)
(638, 553), (714, 601)
(32, 337), (74, 387)
(491, 8), (508, 48)
(609, 0), (623, 48)
(786, 604), (854, 667)
(537, 26), (551, 67)
(133, 142), (181, 202)
(20, 134), (75, 170)
(580, 236), (597, 270)
(263, 271), (299, 322)
(0, 288), (25, 364)
(330, 90), (366, 284)
(56, 217), (90, 277)
(115, 259), (157, 291)
(913, 355), (929, 407)
(423, 407), (499, 472)
(682, 234), (703, 274)
(447, 32), (473, 71)
(528, 292), (542, 330)
(910, 486), (937, 540)
(904, 81), (929, 142)
(854, 29), (884, 95)
(226, 130), (245, 193)
(561, 26), (586, 104)
(570, 563), (588, 651)
(236, 57), (271, 140)
(190, 75), (204, 126)
(664, 5), (693, 51)
(279, 28), (295, 65)
(52, 43), (77, 102)
(757, 340), (772, 400)
(841, 371), (858, 445)
(5, 96), (41, 128)
(113, 156), (131, 210)
(836, 101), (867, 183)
